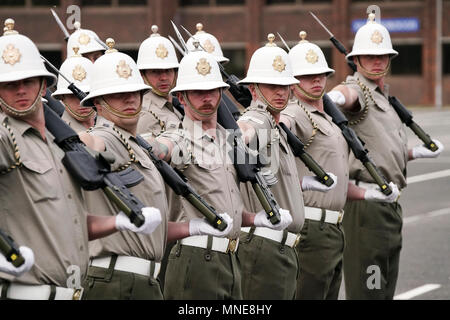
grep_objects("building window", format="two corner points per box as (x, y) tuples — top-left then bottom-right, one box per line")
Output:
(118, 0), (146, 5)
(216, 0), (244, 5)
(222, 48), (246, 79)
(32, 0), (60, 5)
(443, 44), (450, 75)
(121, 49), (139, 62)
(81, 0), (112, 6)
(179, 0), (209, 6)
(0, 0), (25, 6)
(390, 44), (422, 75)
(41, 50), (62, 79)
(266, 0), (295, 4)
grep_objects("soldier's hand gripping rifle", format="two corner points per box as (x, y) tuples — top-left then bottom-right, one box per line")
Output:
(179, 24), (252, 112)
(42, 56), (226, 230)
(310, 11), (439, 152)
(0, 229), (25, 268)
(323, 94), (393, 195)
(171, 21), (281, 224)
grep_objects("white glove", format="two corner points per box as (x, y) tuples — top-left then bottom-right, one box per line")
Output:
(411, 140), (444, 159)
(301, 173), (338, 192)
(254, 208), (293, 231)
(364, 182), (400, 203)
(0, 246), (35, 277)
(189, 213), (233, 237)
(115, 207), (162, 235)
(327, 90), (346, 107)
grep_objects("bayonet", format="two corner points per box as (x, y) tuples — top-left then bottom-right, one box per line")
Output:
(170, 20), (189, 55)
(277, 32), (291, 52)
(168, 35), (186, 57)
(310, 12), (335, 39)
(50, 7), (70, 41)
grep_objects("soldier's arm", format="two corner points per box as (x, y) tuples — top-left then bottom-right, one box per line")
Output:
(346, 182), (367, 201)
(86, 215), (118, 241)
(330, 84), (361, 112)
(166, 221), (190, 243)
(236, 120), (257, 145)
(279, 114), (292, 130)
(241, 208), (256, 227)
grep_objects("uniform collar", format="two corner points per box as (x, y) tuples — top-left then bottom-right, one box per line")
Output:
(354, 71), (390, 97)
(296, 98), (334, 124)
(182, 115), (225, 145)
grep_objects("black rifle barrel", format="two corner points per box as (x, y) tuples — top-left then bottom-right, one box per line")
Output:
(0, 229), (25, 268)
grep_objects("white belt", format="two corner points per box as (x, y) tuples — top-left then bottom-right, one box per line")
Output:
(349, 179), (379, 190)
(0, 283), (83, 300)
(90, 255), (161, 279)
(241, 227), (301, 248)
(180, 235), (239, 253)
(304, 207), (344, 225)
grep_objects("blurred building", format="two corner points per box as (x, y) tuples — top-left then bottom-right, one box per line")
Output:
(1, 0), (449, 106)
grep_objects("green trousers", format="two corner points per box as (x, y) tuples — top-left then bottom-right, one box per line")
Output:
(82, 256), (164, 300)
(342, 200), (403, 300)
(163, 240), (242, 300)
(295, 218), (345, 300)
(237, 230), (299, 300)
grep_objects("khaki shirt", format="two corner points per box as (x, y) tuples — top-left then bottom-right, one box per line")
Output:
(237, 101), (305, 233)
(282, 99), (350, 211)
(83, 119), (168, 262)
(137, 91), (182, 137)
(159, 116), (243, 240)
(61, 111), (89, 134)
(343, 72), (408, 188)
(0, 113), (89, 287)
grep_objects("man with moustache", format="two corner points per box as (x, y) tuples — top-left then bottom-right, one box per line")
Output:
(280, 31), (399, 300)
(327, 13), (443, 299)
(77, 39), (232, 300)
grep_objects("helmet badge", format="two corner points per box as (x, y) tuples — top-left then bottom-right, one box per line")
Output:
(196, 58), (211, 76)
(2, 43), (21, 65)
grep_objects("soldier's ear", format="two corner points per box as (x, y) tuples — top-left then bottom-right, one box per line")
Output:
(40, 77), (47, 97)
(248, 84), (257, 100)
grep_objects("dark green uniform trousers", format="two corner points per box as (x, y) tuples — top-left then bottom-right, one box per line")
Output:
(163, 240), (242, 300)
(237, 229), (299, 300)
(295, 218), (345, 300)
(342, 200), (403, 300)
(82, 256), (164, 300)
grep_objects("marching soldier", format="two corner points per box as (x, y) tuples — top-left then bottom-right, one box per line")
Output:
(77, 39), (231, 300)
(0, 19), (151, 300)
(51, 46), (95, 131)
(235, 34), (334, 300)
(280, 32), (399, 300)
(136, 25), (182, 136)
(67, 21), (105, 63)
(327, 13), (443, 299)
(154, 48), (291, 300)
(186, 23), (230, 64)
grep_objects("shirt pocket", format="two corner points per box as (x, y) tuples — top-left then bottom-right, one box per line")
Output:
(21, 159), (59, 203)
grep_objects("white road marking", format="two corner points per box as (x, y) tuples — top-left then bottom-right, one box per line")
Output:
(407, 169), (450, 184)
(403, 207), (450, 224)
(394, 284), (441, 300)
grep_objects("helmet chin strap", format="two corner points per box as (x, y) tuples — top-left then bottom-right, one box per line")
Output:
(0, 79), (45, 118)
(293, 84), (324, 101)
(98, 95), (142, 119)
(62, 97), (95, 121)
(182, 90), (222, 117)
(355, 56), (391, 78)
(254, 83), (289, 113)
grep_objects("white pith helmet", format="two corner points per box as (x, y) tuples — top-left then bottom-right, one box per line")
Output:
(186, 23), (229, 63)
(346, 13), (398, 61)
(137, 25), (179, 70)
(289, 31), (335, 77)
(238, 33), (298, 86)
(80, 38), (150, 107)
(52, 47), (94, 99)
(0, 18), (56, 87)
(170, 44), (229, 93)
(67, 21), (105, 57)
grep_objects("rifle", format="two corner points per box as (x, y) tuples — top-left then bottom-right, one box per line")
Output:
(311, 11), (439, 152)
(0, 229), (25, 268)
(323, 94), (393, 195)
(170, 22), (281, 224)
(135, 136), (227, 231)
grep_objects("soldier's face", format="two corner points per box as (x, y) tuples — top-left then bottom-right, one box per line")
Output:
(97, 91), (141, 131)
(82, 50), (104, 63)
(294, 73), (327, 100)
(0, 77), (44, 112)
(179, 89), (221, 121)
(62, 94), (95, 118)
(356, 55), (390, 79)
(143, 69), (176, 95)
(250, 83), (290, 111)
